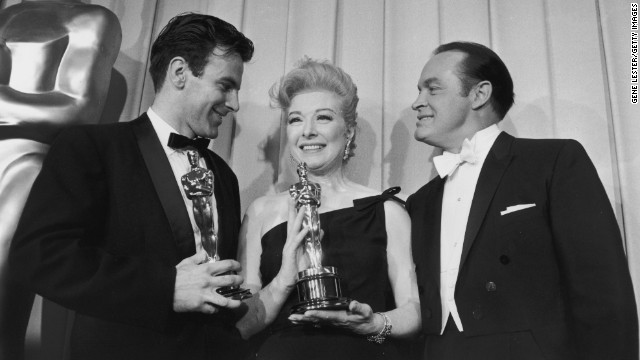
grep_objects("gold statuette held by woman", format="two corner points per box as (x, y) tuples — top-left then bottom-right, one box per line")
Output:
(288, 162), (349, 314)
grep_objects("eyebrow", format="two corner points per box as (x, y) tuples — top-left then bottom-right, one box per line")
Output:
(218, 76), (240, 89)
(288, 108), (337, 116)
(417, 77), (439, 90)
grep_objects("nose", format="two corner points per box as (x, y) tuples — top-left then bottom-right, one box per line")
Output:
(302, 118), (317, 138)
(225, 90), (240, 112)
(411, 91), (427, 111)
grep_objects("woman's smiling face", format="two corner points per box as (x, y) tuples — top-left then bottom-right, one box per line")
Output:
(286, 90), (352, 175)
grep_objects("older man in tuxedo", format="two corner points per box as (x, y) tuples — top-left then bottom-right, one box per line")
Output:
(9, 13), (253, 360)
(406, 41), (637, 360)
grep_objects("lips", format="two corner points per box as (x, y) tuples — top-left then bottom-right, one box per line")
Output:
(417, 114), (434, 120)
(416, 114), (434, 128)
(212, 108), (226, 118)
(210, 108), (226, 125)
(299, 144), (325, 151)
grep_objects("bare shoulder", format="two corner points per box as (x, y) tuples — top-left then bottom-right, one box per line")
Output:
(246, 192), (288, 215)
(346, 182), (380, 200)
(244, 192), (290, 237)
(383, 197), (407, 211)
(369, 187), (409, 223)
(346, 183), (405, 206)
(382, 194), (411, 245)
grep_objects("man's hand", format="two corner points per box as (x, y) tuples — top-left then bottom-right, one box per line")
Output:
(173, 251), (244, 314)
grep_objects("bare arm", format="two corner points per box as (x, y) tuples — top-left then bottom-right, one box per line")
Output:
(289, 200), (421, 339)
(235, 198), (309, 339)
(379, 200), (421, 337)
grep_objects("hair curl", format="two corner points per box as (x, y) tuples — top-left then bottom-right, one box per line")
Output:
(270, 58), (359, 160)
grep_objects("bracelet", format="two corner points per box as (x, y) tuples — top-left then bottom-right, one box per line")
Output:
(366, 312), (392, 344)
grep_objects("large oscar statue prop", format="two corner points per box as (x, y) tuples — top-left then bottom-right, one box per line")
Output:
(289, 163), (350, 314)
(181, 151), (252, 300)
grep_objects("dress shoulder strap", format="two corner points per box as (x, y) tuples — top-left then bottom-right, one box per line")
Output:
(354, 186), (405, 211)
(379, 186), (405, 206)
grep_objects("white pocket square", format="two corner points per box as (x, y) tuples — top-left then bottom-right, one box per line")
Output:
(500, 203), (536, 216)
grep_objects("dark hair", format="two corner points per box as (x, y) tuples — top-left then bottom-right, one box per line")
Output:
(270, 58), (359, 159)
(434, 41), (514, 119)
(149, 13), (254, 92)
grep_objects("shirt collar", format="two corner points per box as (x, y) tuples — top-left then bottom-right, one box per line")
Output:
(443, 123), (502, 161)
(148, 107), (183, 156)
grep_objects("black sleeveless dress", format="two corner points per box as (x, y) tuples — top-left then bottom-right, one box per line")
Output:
(249, 188), (404, 360)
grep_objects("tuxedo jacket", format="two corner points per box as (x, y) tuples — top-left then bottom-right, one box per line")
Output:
(406, 132), (638, 360)
(9, 114), (243, 360)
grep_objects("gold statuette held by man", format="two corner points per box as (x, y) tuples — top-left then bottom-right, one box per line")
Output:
(289, 162), (349, 314)
(181, 150), (251, 300)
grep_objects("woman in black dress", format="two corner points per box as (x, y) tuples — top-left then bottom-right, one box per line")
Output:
(235, 58), (420, 359)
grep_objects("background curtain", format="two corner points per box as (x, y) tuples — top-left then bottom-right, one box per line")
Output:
(1, 0), (637, 358)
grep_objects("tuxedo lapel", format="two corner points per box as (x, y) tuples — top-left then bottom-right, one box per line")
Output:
(131, 115), (196, 259)
(422, 176), (446, 284)
(459, 132), (514, 267)
(411, 176), (446, 331)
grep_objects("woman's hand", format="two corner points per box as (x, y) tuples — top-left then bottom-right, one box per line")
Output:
(287, 300), (384, 335)
(273, 199), (315, 292)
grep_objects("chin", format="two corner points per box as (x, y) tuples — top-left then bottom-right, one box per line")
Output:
(303, 157), (343, 175)
(291, 154), (319, 168)
(414, 129), (430, 143)
(202, 128), (219, 140)
(293, 149), (341, 170)
(293, 157), (317, 168)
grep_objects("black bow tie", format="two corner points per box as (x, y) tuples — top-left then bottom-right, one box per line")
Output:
(167, 133), (211, 153)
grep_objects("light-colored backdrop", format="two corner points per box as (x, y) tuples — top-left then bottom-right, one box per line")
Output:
(1, 0), (638, 358)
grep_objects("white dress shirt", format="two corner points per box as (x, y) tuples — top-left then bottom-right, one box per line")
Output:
(147, 107), (218, 252)
(439, 124), (501, 333)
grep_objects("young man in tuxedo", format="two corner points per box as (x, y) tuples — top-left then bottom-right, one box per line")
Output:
(9, 13), (254, 360)
(406, 41), (638, 360)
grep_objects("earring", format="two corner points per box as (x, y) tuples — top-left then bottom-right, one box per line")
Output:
(343, 137), (352, 161)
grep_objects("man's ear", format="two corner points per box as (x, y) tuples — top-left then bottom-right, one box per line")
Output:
(167, 56), (188, 89)
(471, 80), (492, 110)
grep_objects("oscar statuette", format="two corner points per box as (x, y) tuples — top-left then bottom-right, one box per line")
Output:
(289, 162), (350, 314)
(181, 150), (252, 300)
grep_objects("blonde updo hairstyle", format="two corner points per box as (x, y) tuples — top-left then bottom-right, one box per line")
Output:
(270, 58), (359, 160)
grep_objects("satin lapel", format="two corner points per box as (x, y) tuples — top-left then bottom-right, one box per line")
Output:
(459, 132), (514, 267)
(427, 176), (447, 289)
(423, 176), (446, 284)
(131, 115), (196, 259)
(202, 151), (237, 260)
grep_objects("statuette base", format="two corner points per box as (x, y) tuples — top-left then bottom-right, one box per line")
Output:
(216, 286), (253, 301)
(212, 267), (252, 301)
(291, 266), (350, 314)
